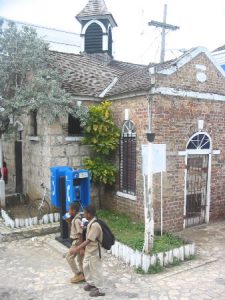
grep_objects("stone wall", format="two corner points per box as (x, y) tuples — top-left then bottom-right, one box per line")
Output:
(3, 112), (91, 202)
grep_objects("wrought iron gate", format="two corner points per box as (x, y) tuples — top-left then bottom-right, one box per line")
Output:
(185, 154), (209, 227)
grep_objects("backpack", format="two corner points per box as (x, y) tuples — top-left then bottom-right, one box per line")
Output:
(94, 219), (115, 251)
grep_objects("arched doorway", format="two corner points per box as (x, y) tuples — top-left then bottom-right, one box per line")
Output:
(184, 132), (211, 228)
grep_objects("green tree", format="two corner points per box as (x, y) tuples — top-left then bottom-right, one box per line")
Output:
(0, 22), (84, 131)
(82, 101), (120, 207)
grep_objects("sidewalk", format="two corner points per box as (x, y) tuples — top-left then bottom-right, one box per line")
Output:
(0, 220), (225, 299)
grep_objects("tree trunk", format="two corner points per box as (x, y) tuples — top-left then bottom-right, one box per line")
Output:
(0, 137), (6, 208)
(97, 184), (105, 209)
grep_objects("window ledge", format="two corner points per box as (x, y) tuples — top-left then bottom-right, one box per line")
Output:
(29, 136), (40, 141)
(116, 191), (136, 201)
(65, 136), (83, 142)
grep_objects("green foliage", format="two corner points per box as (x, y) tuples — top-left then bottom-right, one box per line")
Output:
(84, 157), (117, 185)
(97, 209), (145, 251)
(0, 22), (83, 132)
(82, 101), (120, 186)
(167, 257), (181, 267)
(151, 233), (185, 254)
(148, 259), (164, 274)
(82, 101), (120, 155)
(135, 267), (145, 275)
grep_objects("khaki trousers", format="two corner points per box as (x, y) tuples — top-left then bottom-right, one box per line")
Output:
(66, 240), (83, 275)
(83, 252), (103, 290)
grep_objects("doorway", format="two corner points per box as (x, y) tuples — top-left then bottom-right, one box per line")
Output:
(184, 132), (211, 228)
(15, 129), (23, 193)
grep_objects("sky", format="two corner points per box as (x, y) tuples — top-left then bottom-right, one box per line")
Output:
(1, 0), (225, 64)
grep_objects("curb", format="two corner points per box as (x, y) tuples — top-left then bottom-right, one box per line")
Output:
(0, 220), (60, 242)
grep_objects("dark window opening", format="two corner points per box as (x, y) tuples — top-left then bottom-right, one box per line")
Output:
(68, 114), (83, 136)
(108, 27), (112, 56)
(30, 110), (38, 136)
(119, 120), (136, 195)
(187, 133), (210, 150)
(85, 23), (103, 54)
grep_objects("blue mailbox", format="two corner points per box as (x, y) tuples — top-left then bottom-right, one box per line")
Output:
(50, 166), (91, 210)
(65, 169), (91, 210)
(50, 166), (72, 208)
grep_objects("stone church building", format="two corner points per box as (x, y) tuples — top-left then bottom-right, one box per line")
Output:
(4, 0), (225, 232)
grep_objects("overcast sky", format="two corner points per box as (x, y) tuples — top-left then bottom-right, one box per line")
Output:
(1, 0), (225, 64)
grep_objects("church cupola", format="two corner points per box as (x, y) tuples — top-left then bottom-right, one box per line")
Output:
(76, 0), (117, 58)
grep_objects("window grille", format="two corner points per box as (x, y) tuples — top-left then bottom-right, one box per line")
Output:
(119, 120), (136, 195)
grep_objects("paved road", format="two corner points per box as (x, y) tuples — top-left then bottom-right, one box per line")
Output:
(0, 221), (225, 299)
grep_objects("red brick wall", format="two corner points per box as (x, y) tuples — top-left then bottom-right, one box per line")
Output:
(104, 53), (225, 232)
(103, 95), (149, 221)
(152, 94), (225, 231)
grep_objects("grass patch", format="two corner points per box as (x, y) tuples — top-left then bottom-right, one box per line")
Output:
(148, 259), (164, 274)
(97, 209), (144, 251)
(151, 233), (185, 254)
(135, 267), (145, 275)
(97, 209), (185, 253)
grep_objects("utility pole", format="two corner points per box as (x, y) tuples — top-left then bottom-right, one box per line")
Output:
(148, 4), (179, 62)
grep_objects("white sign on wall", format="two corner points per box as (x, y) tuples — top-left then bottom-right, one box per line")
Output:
(142, 144), (166, 175)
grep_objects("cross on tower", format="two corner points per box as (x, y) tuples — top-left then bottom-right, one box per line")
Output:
(148, 4), (179, 63)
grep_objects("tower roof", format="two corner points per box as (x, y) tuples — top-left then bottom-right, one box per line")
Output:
(76, 0), (117, 27)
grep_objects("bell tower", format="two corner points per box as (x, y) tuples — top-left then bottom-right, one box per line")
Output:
(76, 0), (117, 58)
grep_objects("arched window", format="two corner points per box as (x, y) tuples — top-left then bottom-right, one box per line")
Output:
(187, 133), (211, 150)
(119, 120), (136, 195)
(85, 23), (103, 53)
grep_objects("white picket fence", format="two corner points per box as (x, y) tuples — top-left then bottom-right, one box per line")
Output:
(1, 209), (60, 229)
(111, 240), (195, 273)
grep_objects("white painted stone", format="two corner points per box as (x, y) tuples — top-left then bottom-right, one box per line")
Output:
(32, 217), (38, 225)
(15, 218), (20, 228)
(122, 245), (128, 262)
(130, 249), (136, 267)
(54, 213), (59, 222)
(28, 218), (33, 226)
(179, 246), (185, 261)
(125, 247), (131, 265)
(150, 254), (156, 266)
(157, 252), (164, 266)
(25, 219), (29, 227)
(111, 244), (115, 256)
(163, 251), (169, 266)
(135, 250), (142, 268)
(49, 213), (54, 223)
(114, 241), (119, 257)
(19, 219), (25, 227)
(184, 244), (190, 259)
(142, 253), (151, 273)
(189, 243), (195, 256)
(173, 248), (180, 260)
(9, 219), (14, 228)
(43, 214), (49, 224)
(118, 243), (123, 260)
